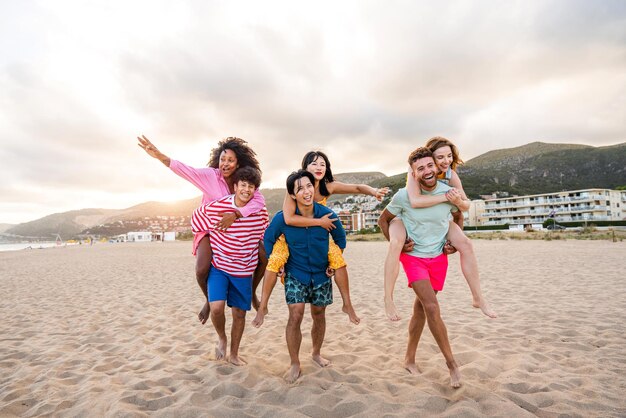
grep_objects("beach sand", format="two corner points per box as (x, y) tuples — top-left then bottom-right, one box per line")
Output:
(1, 240), (625, 417)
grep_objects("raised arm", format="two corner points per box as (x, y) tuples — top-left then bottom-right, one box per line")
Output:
(137, 135), (171, 167)
(282, 193), (336, 230)
(326, 181), (389, 200)
(406, 170), (448, 208)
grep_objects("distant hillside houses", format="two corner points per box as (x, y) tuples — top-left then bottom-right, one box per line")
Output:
(328, 195), (382, 232)
(82, 215), (192, 237)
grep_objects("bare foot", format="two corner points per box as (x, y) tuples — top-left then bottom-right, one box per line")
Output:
(228, 355), (247, 366)
(473, 298), (497, 318)
(198, 301), (210, 324)
(447, 361), (462, 388)
(384, 298), (401, 322)
(342, 304), (361, 325)
(312, 354), (331, 367)
(215, 338), (227, 360)
(252, 293), (260, 311)
(252, 311), (265, 328)
(404, 361), (421, 374)
(285, 364), (301, 383)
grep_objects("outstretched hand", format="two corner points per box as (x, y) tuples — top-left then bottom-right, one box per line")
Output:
(374, 187), (391, 201)
(137, 135), (160, 158)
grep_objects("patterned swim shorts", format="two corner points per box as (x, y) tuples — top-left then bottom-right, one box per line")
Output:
(284, 272), (333, 306)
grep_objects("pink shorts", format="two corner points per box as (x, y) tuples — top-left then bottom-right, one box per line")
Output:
(399, 253), (448, 291)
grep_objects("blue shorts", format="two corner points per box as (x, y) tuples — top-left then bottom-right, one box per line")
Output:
(284, 272), (333, 306)
(208, 267), (252, 311)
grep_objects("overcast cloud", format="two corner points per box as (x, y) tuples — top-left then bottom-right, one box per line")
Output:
(1, 0), (625, 224)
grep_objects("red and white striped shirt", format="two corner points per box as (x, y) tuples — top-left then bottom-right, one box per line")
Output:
(192, 195), (269, 277)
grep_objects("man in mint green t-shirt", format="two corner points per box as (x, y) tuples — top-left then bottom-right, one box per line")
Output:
(378, 147), (465, 389)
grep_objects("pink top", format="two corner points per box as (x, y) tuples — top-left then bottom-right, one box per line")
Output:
(169, 159), (266, 254)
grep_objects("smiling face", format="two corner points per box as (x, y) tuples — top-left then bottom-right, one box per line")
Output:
(218, 149), (239, 178)
(432, 145), (453, 174)
(306, 155), (326, 181)
(291, 176), (315, 207)
(411, 156), (438, 191)
(233, 180), (256, 207)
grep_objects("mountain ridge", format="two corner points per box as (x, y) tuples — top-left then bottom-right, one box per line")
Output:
(4, 142), (624, 239)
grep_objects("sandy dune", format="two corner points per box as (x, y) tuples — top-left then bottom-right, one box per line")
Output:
(1, 240), (625, 417)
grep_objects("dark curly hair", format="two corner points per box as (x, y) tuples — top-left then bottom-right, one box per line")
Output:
(232, 166), (262, 189)
(208, 137), (261, 173)
(301, 151), (334, 197)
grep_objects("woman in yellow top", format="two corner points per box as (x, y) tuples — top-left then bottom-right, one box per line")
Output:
(383, 137), (497, 322)
(267, 151), (389, 325)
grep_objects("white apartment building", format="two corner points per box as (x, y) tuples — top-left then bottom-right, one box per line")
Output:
(464, 200), (486, 227)
(480, 188), (626, 227)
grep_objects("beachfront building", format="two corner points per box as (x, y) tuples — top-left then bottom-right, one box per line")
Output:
(126, 231), (152, 242)
(336, 210), (381, 232)
(364, 210), (381, 230)
(464, 200), (486, 227)
(151, 231), (176, 241)
(479, 188), (626, 227)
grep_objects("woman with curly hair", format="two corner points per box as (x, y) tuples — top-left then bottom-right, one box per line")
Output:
(138, 135), (267, 324)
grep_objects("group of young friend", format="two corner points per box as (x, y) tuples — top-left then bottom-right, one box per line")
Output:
(138, 134), (497, 387)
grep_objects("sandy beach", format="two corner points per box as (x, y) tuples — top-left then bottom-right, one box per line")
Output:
(1, 240), (625, 417)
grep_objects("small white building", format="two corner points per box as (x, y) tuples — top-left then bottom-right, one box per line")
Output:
(127, 231), (152, 242)
(150, 231), (177, 242)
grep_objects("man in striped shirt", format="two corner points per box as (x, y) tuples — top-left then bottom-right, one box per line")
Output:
(191, 167), (269, 366)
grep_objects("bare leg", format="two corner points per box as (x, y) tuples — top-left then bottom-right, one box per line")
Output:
(384, 219), (407, 321)
(229, 307), (247, 366)
(209, 300), (227, 360)
(252, 241), (268, 311)
(334, 267), (360, 325)
(310, 305), (331, 367)
(404, 296), (426, 374)
(285, 303), (305, 383)
(447, 222), (497, 318)
(411, 280), (461, 388)
(196, 237), (213, 324)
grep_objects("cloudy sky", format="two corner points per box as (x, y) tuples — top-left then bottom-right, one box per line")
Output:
(1, 0), (624, 224)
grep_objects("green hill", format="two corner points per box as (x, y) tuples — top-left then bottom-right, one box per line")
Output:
(369, 141), (625, 200)
(457, 142), (626, 198)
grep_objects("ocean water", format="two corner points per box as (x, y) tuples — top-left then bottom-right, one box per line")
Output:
(0, 242), (61, 252)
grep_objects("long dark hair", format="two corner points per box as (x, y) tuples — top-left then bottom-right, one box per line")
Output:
(301, 151), (334, 197)
(208, 137), (261, 173)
